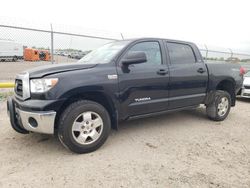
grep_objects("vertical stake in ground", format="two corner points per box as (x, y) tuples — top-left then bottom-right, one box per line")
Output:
(50, 24), (54, 64)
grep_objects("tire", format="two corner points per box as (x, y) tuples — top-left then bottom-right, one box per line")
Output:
(206, 90), (231, 121)
(12, 56), (17, 62)
(57, 100), (111, 154)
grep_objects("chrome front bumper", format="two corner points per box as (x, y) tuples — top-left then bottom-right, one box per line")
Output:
(7, 97), (57, 135)
(241, 88), (250, 98)
(16, 109), (56, 134)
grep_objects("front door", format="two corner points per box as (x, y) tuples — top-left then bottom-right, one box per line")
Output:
(117, 40), (170, 119)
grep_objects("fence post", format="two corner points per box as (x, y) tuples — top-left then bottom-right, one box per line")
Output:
(120, 33), (124, 40)
(229, 48), (233, 58)
(50, 23), (54, 64)
(204, 44), (208, 62)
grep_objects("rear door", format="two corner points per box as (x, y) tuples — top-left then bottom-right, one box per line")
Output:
(117, 40), (170, 118)
(166, 41), (208, 108)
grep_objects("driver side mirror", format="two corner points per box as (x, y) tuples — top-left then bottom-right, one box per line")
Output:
(122, 51), (147, 66)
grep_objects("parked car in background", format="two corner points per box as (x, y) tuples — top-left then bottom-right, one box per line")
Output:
(241, 71), (250, 98)
(54, 51), (61, 55)
(226, 57), (240, 63)
(68, 52), (78, 59)
(0, 40), (23, 61)
(59, 52), (69, 56)
(69, 52), (86, 59)
(240, 63), (250, 73)
(76, 52), (86, 59)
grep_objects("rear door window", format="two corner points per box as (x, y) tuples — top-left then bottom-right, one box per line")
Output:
(167, 42), (196, 64)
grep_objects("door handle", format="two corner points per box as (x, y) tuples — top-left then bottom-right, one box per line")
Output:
(157, 69), (168, 75)
(197, 68), (205, 73)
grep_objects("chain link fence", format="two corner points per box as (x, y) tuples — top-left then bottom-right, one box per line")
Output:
(0, 24), (120, 64)
(0, 22), (250, 81)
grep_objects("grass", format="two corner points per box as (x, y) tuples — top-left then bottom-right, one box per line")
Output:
(0, 91), (14, 101)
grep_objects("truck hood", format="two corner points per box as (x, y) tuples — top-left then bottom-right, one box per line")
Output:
(25, 63), (97, 78)
(243, 76), (250, 86)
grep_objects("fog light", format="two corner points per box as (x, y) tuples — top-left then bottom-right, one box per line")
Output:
(28, 117), (38, 128)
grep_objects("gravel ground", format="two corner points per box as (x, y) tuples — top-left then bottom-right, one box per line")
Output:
(0, 60), (250, 187)
(0, 99), (250, 187)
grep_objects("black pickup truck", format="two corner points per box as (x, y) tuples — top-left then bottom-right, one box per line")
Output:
(7, 38), (243, 153)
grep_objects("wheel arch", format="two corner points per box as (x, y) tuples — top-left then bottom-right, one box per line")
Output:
(205, 79), (236, 106)
(55, 91), (118, 132)
(216, 79), (236, 106)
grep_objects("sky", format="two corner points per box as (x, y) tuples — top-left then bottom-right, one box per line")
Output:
(0, 0), (249, 54)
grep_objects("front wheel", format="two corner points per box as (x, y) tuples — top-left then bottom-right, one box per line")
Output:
(206, 90), (231, 121)
(58, 100), (111, 154)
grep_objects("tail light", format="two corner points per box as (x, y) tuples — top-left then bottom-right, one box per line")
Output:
(240, 67), (246, 76)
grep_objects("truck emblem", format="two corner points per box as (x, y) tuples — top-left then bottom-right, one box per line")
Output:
(135, 97), (151, 102)
(107, 75), (118, 80)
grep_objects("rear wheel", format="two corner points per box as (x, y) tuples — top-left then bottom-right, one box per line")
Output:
(58, 100), (111, 154)
(206, 90), (231, 121)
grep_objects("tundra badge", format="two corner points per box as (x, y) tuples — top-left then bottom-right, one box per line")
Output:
(107, 75), (118, 80)
(135, 97), (151, 102)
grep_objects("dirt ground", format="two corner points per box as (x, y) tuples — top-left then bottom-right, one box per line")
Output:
(0, 61), (250, 187)
(0, 98), (250, 187)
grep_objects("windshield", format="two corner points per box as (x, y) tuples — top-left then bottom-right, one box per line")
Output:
(245, 71), (250, 77)
(78, 40), (130, 64)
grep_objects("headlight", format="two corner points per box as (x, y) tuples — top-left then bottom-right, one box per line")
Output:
(30, 78), (58, 93)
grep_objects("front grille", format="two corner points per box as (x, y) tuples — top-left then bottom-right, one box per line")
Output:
(244, 85), (250, 89)
(15, 79), (23, 97)
(243, 93), (250, 97)
(15, 72), (30, 100)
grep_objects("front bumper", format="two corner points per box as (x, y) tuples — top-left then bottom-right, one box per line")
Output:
(7, 97), (56, 134)
(241, 88), (250, 98)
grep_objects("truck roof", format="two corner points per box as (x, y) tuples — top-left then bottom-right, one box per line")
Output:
(118, 37), (196, 46)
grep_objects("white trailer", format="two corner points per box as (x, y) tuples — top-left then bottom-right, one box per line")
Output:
(0, 40), (23, 61)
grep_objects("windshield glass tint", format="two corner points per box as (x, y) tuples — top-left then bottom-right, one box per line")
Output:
(78, 40), (130, 64)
